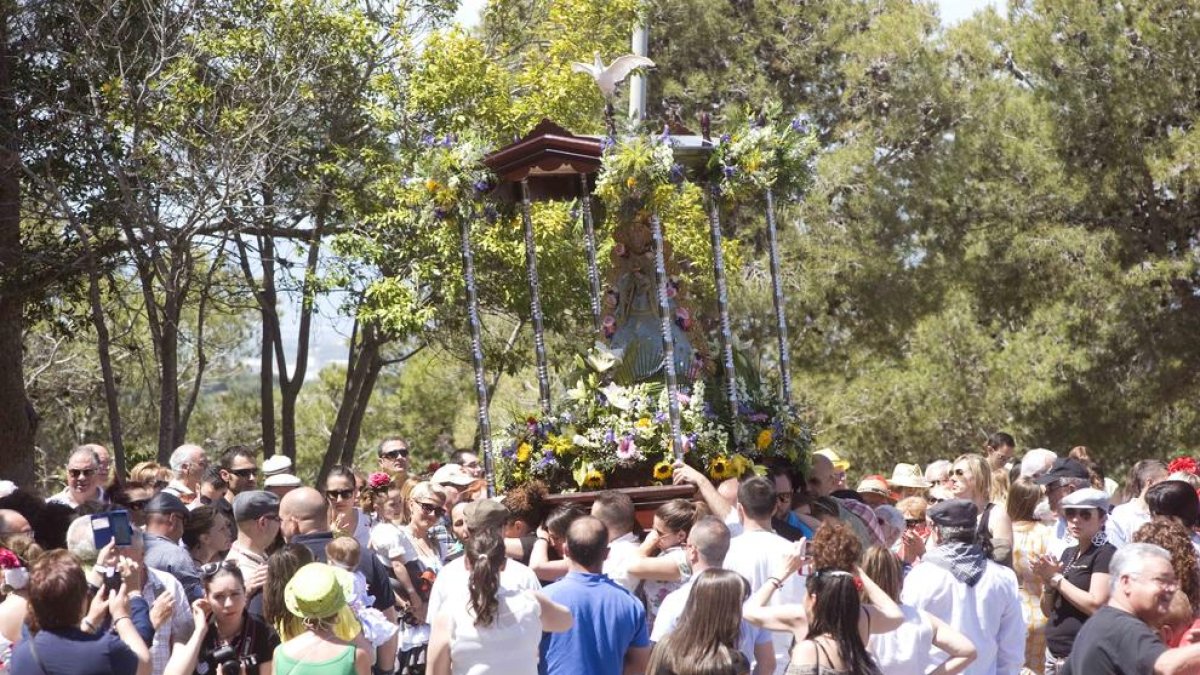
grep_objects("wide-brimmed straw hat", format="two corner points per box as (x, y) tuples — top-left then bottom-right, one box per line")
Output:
(888, 463), (932, 489)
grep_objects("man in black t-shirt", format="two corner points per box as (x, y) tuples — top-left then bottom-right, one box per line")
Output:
(1063, 543), (1200, 674)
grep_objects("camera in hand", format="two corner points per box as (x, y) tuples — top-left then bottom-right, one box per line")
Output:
(209, 644), (241, 674)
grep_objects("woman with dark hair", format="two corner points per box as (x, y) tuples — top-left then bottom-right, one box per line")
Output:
(529, 504), (585, 582)
(1146, 480), (1200, 553)
(8, 550), (150, 675)
(500, 481), (549, 565)
(427, 530), (571, 674)
(324, 465), (373, 550)
(646, 568), (751, 675)
(1108, 459), (1168, 548)
(861, 547), (975, 675)
(260, 544), (315, 641)
(743, 541), (903, 674)
(628, 499), (705, 629)
(183, 505), (233, 566)
(163, 562), (276, 675)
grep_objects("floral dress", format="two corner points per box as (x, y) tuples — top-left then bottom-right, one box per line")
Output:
(637, 546), (692, 632)
(1012, 520), (1051, 674)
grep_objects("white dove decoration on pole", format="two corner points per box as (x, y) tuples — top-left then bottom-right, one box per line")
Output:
(571, 52), (655, 137)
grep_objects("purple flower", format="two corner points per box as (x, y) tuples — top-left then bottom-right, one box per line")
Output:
(483, 204), (499, 223)
(473, 179), (491, 194)
(719, 133), (731, 145)
(502, 444), (516, 459)
(421, 134), (436, 146)
(617, 435), (638, 460)
(604, 428), (616, 444)
(601, 136), (616, 151)
(654, 412), (667, 423)
(669, 163), (685, 185)
(749, 412), (769, 423)
(723, 165), (736, 178)
(657, 125), (672, 145)
(433, 207), (448, 220)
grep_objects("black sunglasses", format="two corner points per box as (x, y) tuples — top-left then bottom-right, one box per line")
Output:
(326, 488), (355, 500)
(381, 448), (410, 459)
(68, 468), (96, 478)
(1064, 508), (1096, 521)
(199, 560), (240, 579)
(126, 498), (152, 512)
(905, 518), (924, 528)
(229, 468), (257, 478)
(415, 501), (445, 518)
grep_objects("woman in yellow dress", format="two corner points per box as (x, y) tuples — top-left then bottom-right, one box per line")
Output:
(1008, 477), (1051, 674)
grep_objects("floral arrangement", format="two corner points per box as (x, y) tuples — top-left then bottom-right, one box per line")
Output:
(708, 106), (819, 202)
(366, 472), (393, 491)
(594, 129), (680, 213)
(1168, 455), (1199, 477)
(493, 344), (809, 492)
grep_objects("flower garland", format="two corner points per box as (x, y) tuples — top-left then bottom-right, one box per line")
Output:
(707, 107), (818, 202)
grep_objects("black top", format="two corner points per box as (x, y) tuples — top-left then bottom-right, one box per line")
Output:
(196, 612), (279, 675)
(1061, 605), (1166, 675)
(771, 516), (807, 543)
(1045, 541), (1117, 657)
(292, 530), (394, 611)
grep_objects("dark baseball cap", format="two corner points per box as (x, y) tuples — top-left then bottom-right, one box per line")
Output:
(464, 499), (509, 532)
(232, 490), (280, 522)
(928, 499), (978, 529)
(1035, 458), (1090, 485)
(144, 492), (189, 516)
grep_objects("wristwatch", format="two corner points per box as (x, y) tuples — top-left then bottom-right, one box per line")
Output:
(1050, 573), (1065, 589)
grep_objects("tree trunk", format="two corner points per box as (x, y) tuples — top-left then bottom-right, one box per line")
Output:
(0, 5), (34, 487)
(322, 321), (384, 482)
(89, 268), (127, 479)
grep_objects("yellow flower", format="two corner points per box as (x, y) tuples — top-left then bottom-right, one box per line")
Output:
(547, 434), (572, 456)
(730, 454), (752, 477)
(708, 456), (730, 480)
(583, 470), (606, 489)
(652, 461), (674, 481)
(635, 418), (652, 429)
(425, 178), (440, 193)
(756, 428), (773, 451)
(516, 442), (532, 463)
(626, 176), (638, 189)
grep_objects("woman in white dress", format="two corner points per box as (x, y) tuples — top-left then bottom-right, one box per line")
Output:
(427, 529), (572, 675)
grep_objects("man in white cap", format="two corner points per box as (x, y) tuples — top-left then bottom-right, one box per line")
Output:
(261, 454), (302, 497)
(164, 443), (208, 505)
(431, 463), (476, 510)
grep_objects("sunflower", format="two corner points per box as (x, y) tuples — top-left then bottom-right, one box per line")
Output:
(516, 442), (532, 463)
(756, 428), (773, 451)
(708, 456), (730, 480)
(583, 469), (606, 489)
(652, 461), (674, 481)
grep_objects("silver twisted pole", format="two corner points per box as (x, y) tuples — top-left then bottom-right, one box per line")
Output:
(459, 207), (496, 497)
(650, 213), (685, 461)
(579, 174), (603, 333)
(707, 182), (740, 430)
(764, 188), (793, 406)
(519, 179), (552, 414)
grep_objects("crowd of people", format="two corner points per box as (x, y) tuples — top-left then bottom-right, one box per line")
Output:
(3, 435), (1200, 673)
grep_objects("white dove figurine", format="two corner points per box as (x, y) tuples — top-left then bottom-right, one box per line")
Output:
(571, 52), (656, 99)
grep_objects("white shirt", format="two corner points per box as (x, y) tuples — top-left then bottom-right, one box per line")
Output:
(603, 532), (640, 593)
(651, 576), (772, 670)
(145, 567), (193, 675)
(723, 528), (805, 675)
(48, 486), (106, 508)
(447, 588), (542, 675)
(427, 555), (542, 620)
(1106, 501), (1151, 549)
(901, 555), (1025, 675)
(867, 604), (934, 675)
(1049, 517), (1075, 558)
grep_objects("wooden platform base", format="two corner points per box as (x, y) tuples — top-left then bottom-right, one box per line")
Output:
(543, 484), (698, 529)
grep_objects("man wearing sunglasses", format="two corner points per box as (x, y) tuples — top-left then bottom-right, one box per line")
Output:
(215, 445), (258, 536)
(378, 438), (411, 478)
(48, 445), (108, 508)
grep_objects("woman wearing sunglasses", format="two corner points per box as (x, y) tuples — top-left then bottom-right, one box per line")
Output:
(947, 453), (1013, 566)
(1031, 488), (1114, 675)
(391, 481), (450, 674)
(324, 466), (373, 551)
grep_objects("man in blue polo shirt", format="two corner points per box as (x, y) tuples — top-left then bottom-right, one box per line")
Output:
(540, 515), (650, 675)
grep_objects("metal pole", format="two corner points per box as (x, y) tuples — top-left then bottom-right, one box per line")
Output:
(459, 208), (496, 497)
(519, 179), (552, 414)
(579, 174), (603, 333)
(650, 213), (685, 461)
(707, 182), (740, 428)
(629, 24), (649, 122)
(764, 188), (793, 405)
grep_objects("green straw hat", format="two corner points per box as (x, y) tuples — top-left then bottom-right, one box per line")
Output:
(284, 563), (347, 620)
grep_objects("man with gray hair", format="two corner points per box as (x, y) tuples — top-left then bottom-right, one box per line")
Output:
(48, 445), (108, 508)
(1063, 543), (1200, 674)
(902, 499), (1024, 675)
(651, 516), (774, 675)
(66, 515), (193, 675)
(162, 443), (208, 505)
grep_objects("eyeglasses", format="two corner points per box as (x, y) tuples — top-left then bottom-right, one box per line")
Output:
(126, 498), (151, 512)
(1064, 508), (1096, 521)
(381, 448), (410, 459)
(326, 489), (354, 501)
(905, 518), (924, 528)
(1132, 574), (1179, 591)
(952, 468), (968, 477)
(927, 497), (944, 504)
(68, 468), (96, 479)
(229, 468), (257, 478)
(414, 501), (445, 518)
(199, 560), (240, 579)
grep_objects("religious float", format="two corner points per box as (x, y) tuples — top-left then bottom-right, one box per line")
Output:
(416, 52), (818, 520)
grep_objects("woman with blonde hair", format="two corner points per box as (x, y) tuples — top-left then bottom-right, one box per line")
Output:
(647, 569), (751, 675)
(389, 481), (450, 673)
(1007, 478), (1051, 673)
(861, 546), (976, 675)
(948, 453), (1013, 565)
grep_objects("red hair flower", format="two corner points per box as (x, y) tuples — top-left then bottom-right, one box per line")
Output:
(1169, 456), (1199, 476)
(853, 576), (864, 592)
(367, 472), (392, 490)
(0, 549), (19, 570)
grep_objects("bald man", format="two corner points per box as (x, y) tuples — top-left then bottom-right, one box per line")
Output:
(0, 509), (32, 545)
(280, 488), (398, 673)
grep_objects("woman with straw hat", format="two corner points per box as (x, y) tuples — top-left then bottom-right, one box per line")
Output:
(274, 563), (370, 675)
